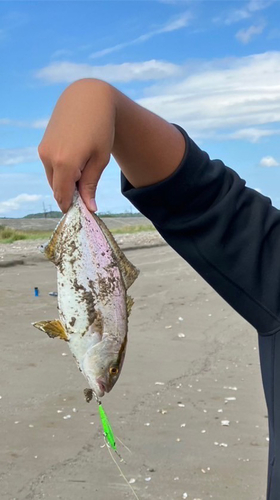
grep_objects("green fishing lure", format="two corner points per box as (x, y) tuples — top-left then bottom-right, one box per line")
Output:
(98, 402), (116, 450)
(96, 399), (140, 499)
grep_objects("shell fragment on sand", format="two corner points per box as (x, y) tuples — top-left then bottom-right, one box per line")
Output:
(221, 420), (230, 426)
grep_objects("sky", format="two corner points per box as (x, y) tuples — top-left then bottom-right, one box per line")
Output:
(1, 0), (280, 217)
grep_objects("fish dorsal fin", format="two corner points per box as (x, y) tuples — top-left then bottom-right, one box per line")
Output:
(92, 214), (139, 290)
(32, 319), (68, 341)
(43, 216), (66, 265)
(44, 191), (82, 264)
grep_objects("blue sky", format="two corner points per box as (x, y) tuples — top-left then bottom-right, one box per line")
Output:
(1, 0), (280, 217)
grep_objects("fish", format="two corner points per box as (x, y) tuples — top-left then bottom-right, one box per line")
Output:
(33, 192), (139, 399)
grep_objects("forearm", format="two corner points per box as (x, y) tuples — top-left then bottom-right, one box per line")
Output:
(57, 78), (186, 187)
(39, 78), (186, 212)
(112, 86), (186, 188)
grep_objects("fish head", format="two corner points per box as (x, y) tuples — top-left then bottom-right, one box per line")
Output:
(81, 334), (127, 398)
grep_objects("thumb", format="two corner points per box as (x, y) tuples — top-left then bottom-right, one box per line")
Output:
(78, 158), (105, 212)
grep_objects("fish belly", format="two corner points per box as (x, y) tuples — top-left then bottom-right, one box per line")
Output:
(56, 201), (127, 364)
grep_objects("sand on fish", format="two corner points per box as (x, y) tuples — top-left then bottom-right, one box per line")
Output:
(0, 241), (267, 500)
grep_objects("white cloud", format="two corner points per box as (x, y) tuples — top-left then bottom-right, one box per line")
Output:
(0, 11), (28, 41)
(0, 163), (136, 217)
(34, 50), (280, 143)
(31, 119), (49, 129)
(0, 194), (42, 216)
(0, 119), (12, 125)
(51, 49), (73, 59)
(229, 128), (280, 142)
(223, 8), (251, 25)
(0, 147), (38, 166)
(260, 156), (280, 167)
(248, 0), (274, 12)
(35, 60), (181, 84)
(0, 118), (48, 129)
(136, 51), (280, 141)
(90, 13), (192, 59)
(0, 173), (55, 217)
(159, 12), (191, 32)
(236, 24), (265, 44)
(215, 0), (275, 25)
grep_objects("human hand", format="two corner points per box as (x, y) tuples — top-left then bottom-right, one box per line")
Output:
(38, 79), (116, 213)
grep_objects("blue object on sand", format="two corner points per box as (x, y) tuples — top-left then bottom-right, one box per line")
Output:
(34, 287), (39, 297)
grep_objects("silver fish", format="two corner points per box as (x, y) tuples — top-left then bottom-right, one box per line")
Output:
(33, 193), (139, 398)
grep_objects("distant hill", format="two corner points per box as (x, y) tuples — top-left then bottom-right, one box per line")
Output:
(23, 210), (143, 219)
(24, 211), (62, 219)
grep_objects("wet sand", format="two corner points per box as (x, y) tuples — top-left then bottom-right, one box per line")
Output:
(0, 245), (268, 500)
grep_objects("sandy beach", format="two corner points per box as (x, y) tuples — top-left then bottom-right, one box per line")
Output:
(0, 234), (268, 500)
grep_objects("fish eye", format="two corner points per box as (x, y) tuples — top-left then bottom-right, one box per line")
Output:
(109, 366), (119, 376)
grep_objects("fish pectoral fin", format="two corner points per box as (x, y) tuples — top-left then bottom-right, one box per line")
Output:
(84, 388), (93, 403)
(126, 295), (134, 317)
(32, 320), (68, 341)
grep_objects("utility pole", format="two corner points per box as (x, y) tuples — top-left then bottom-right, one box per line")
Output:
(42, 202), (47, 219)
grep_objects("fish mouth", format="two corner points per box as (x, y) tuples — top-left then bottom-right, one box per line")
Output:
(96, 379), (109, 397)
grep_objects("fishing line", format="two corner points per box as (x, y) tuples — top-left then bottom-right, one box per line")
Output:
(94, 393), (140, 500)
(105, 439), (140, 500)
(116, 436), (132, 454)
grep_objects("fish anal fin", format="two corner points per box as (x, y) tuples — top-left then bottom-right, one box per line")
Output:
(92, 214), (140, 289)
(126, 295), (134, 317)
(119, 258), (140, 291)
(32, 320), (68, 341)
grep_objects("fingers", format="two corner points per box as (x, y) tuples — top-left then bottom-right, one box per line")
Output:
(39, 145), (110, 214)
(53, 167), (81, 213)
(37, 80), (116, 215)
(39, 144), (83, 213)
(38, 144), (53, 189)
(43, 162), (54, 189)
(78, 157), (107, 213)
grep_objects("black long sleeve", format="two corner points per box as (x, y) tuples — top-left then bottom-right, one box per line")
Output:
(121, 125), (280, 336)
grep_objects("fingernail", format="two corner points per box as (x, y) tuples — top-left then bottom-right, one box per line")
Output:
(89, 198), (97, 212)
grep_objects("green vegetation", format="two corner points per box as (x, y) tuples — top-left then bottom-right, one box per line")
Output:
(0, 225), (52, 244)
(24, 211), (62, 219)
(0, 223), (155, 244)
